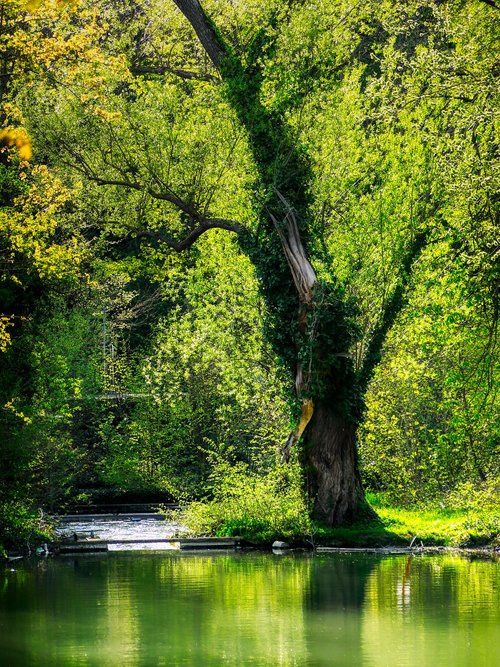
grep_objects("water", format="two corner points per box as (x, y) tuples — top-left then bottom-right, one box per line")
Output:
(54, 515), (181, 550)
(1, 552), (498, 666)
(54, 515), (178, 541)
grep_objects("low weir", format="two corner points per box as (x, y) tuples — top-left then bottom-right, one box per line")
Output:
(53, 512), (241, 553)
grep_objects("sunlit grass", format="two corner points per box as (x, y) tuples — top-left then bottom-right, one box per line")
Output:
(312, 492), (499, 548)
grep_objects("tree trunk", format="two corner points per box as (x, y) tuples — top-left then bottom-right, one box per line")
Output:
(305, 400), (366, 526)
(171, 0), (373, 527)
(172, 0), (226, 70)
(272, 201), (368, 524)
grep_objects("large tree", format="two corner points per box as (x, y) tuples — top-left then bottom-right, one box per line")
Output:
(126, 0), (420, 524)
(21, 0), (498, 524)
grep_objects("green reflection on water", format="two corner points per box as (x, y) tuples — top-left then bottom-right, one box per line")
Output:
(0, 552), (498, 666)
(362, 554), (500, 667)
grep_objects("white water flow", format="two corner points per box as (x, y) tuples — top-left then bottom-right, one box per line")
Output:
(54, 514), (182, 550)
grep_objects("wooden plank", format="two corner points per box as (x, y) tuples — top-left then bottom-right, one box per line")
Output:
(57, 513), (166, 520)
(66, 503), (179, 515)
(178, 537), (239, 550)
(56, 537), (240, 553)
(106, 538), (178, 544)
(58, 543), (108, 553)
(315, 547), (412, 554)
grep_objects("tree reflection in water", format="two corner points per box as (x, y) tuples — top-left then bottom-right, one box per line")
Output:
(0, 552), (498, 666)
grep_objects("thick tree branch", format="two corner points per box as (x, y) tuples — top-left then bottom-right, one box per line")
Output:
(132, 218), (243, 252)
(130, 64), (218, 83)
(172, 0), (229, 70)
(92, 176), (201, 220)
(90, 176), (243, 249)
(357, 231), (429, 395)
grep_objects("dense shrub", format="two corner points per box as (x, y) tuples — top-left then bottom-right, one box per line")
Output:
(172, 459), (311, 542)
(0, 501), (53, 554)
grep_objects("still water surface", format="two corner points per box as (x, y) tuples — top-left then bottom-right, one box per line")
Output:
(1, 552), (499, 666)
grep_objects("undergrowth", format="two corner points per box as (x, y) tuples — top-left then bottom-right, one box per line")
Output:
(168, 459), (311, 542)
(0, 501), (54, 555)
(169, 473), (499, 548)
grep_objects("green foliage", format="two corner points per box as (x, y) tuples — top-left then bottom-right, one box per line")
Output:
(0, 501), (53, 551)
(101, 231), (289, 497)
(446, 479), (500, 515)
(359, 239), (499, 502)
(0, 0), (498, 532)
(174, 457), (311, 541)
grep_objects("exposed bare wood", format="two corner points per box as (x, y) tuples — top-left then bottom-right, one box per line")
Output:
(172, 0), (228, 70)
(281, 398), (315, 463)
(297, 399), (315, 439)
(295, 361), (304, 395)
(270, 190), (318, 460)
(271, 205), (316, 304)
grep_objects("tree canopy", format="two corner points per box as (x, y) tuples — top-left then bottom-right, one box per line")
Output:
(0, 0), (498, 540)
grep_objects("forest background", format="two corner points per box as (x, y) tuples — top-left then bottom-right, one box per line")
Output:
(0, 0), (498, 551)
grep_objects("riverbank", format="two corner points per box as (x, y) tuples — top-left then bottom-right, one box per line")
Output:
(2, 496), (499, 559)
(200, 502), (499, 550)
(305, 502), (500, 550)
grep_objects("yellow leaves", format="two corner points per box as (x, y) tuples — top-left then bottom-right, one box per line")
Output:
(16, 0), (79, 15)
(1, 0), (106, 83)
(2, 205), (83, 281)
(0, 316), (14, 352)
(93, 107), (122, 122)
(33, 241), (82, 280)
(2, 400), (32, 424)
(2, 103), (25, 124)
(79, 92), (122, 122)
(0, 127), (32, 161)
(19, 0), (43, 10)
(80, 92), (102, 104)
(1, 163), (84, 284)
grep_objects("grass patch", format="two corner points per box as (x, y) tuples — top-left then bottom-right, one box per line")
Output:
(313, 492), (499, 548)
(375, 506), (499, 547)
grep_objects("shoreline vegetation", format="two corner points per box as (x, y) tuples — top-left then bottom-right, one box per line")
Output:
(2, 491), (499, 559)
(170, 497), (500, 552)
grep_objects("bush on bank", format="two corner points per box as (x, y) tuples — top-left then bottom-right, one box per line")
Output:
(171, 460), (312, 542)
(0, 501), (53, 556)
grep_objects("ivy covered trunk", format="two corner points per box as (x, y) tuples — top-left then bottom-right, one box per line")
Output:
(268, 205), (368, 525)
(305, 401), (365, 525)
(171, 0), (373, 526)
(293, 294), (370, 525)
